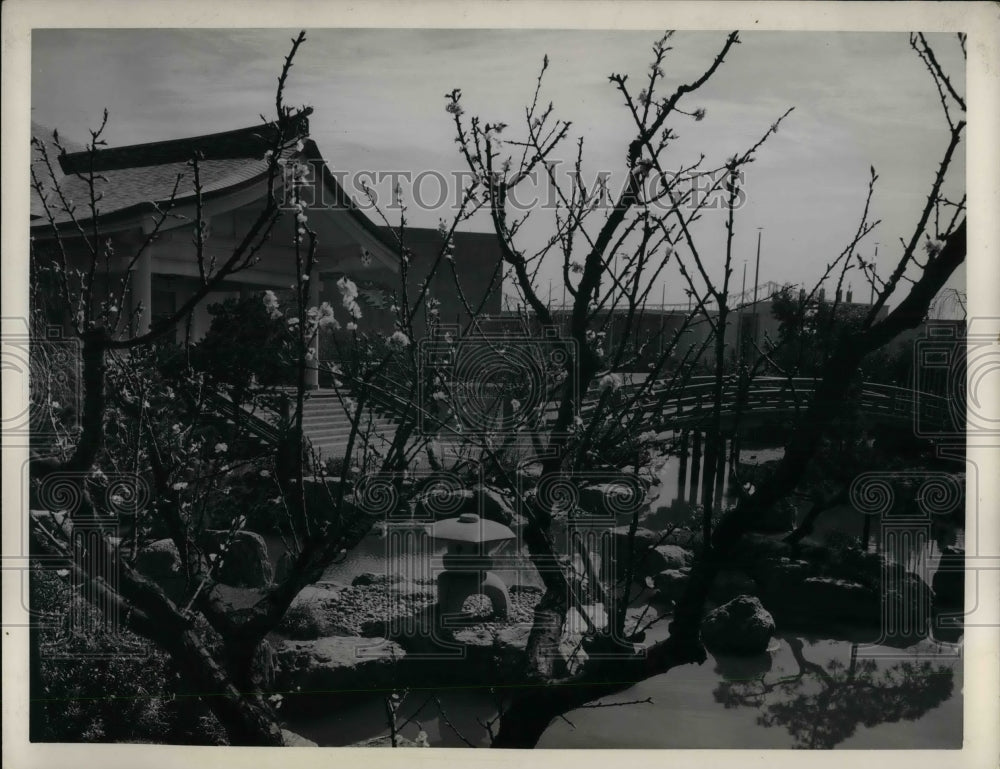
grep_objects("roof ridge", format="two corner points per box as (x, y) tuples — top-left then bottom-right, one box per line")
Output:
(58, 108), (313, 175)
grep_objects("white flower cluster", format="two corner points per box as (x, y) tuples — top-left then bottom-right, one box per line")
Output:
(924, 237), (947, 258)
(599, 373), (623, 392)
(317, 301), (339, 329)
(388, 330), (410, 349)
(337, 276), (363, 321)
(262, 290), (282, 319)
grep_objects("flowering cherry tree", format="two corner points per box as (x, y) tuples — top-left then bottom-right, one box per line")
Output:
(25, 28), (966, 749)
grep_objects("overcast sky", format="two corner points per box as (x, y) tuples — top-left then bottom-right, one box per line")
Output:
(31, 28), (966, 304)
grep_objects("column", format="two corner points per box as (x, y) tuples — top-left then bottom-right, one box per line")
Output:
(305, 276), (321, 389)
(688, 431), (702, 505)
(676, 430), (689, 504)
(714, 436), (727, 502)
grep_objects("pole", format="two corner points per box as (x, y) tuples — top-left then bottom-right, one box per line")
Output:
(752, 228), (762, 355)
(739, 260), (747, 364)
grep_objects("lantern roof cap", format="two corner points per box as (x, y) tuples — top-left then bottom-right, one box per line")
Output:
(428, 513), (515, 543)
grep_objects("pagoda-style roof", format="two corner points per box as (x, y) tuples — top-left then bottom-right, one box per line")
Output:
(29, 110), (396, 262)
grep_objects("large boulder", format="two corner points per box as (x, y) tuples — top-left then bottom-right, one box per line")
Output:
(700, 595), (776, 655)
(578, 481), (648, 520)
(452, 623), (532, 677)
(134, 538), (182, 583)
(652, 568), (691, 603)
(274, 636), (406, 697)
(771, 576), (882, 626)
(605, 526), (693, 581)
(352, 572), (402, 587)
(278, 585), (360, 640)
(649, 544), (694, 573)
(207, 530), (273, 588)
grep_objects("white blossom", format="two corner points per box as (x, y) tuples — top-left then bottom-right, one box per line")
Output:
(337, 276), (362, 319)
(388, 330), (410, 348)
(214, 442), (228, 454)
(924, 237), (947, 258)
(599, 373), (623, 392)
(172, 481), (188, 491)
(262, 290), (282, 319)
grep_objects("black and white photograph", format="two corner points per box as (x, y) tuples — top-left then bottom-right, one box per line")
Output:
(3, 1), (999, 764)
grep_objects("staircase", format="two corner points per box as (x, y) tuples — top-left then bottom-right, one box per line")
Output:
(300, 391), (398, 460)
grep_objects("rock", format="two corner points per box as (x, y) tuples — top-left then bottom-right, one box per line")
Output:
(207, 530), (273, 588)
(134, 538), (182, 583)
(274, 636), (406, 696)
(282, 729), (318, 747)
(773, 577), (881, 626)
(352, 572), (402, 587)
(605, 527), (693, 581)
(650, 544), (694, 573)
(452, 623), (532, 674)
(710, 569), (758, 604)
(578, 481), (648, 519)
(280, 600), (334, 640)
(609, 525), (661, 552)
(700, 595), (776, 655)
(653, 568), (691, 603)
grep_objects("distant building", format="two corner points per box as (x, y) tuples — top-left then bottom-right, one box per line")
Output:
(29, 115), (502, 385)
(497, 282), (890, 373)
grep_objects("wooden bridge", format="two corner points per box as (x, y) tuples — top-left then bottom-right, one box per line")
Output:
(572, 375), (953, 434)
(206, 373), (953, 459)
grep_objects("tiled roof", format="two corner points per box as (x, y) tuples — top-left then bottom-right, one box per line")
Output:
(29, 114), (309, 228)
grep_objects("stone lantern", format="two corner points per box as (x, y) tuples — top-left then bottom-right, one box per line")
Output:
(428, 512), (516, 620)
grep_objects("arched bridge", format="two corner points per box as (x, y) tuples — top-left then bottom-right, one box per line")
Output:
(571, 375), (953, 434)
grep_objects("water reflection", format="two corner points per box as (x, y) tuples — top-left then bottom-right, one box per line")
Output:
(713, 638), (955, 748)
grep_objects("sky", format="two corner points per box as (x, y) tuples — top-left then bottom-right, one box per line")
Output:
(30, 28), (966, 305)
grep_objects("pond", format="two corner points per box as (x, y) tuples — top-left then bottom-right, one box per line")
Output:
(285, 631), (962, 748)
(277, 440), (964, 748)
